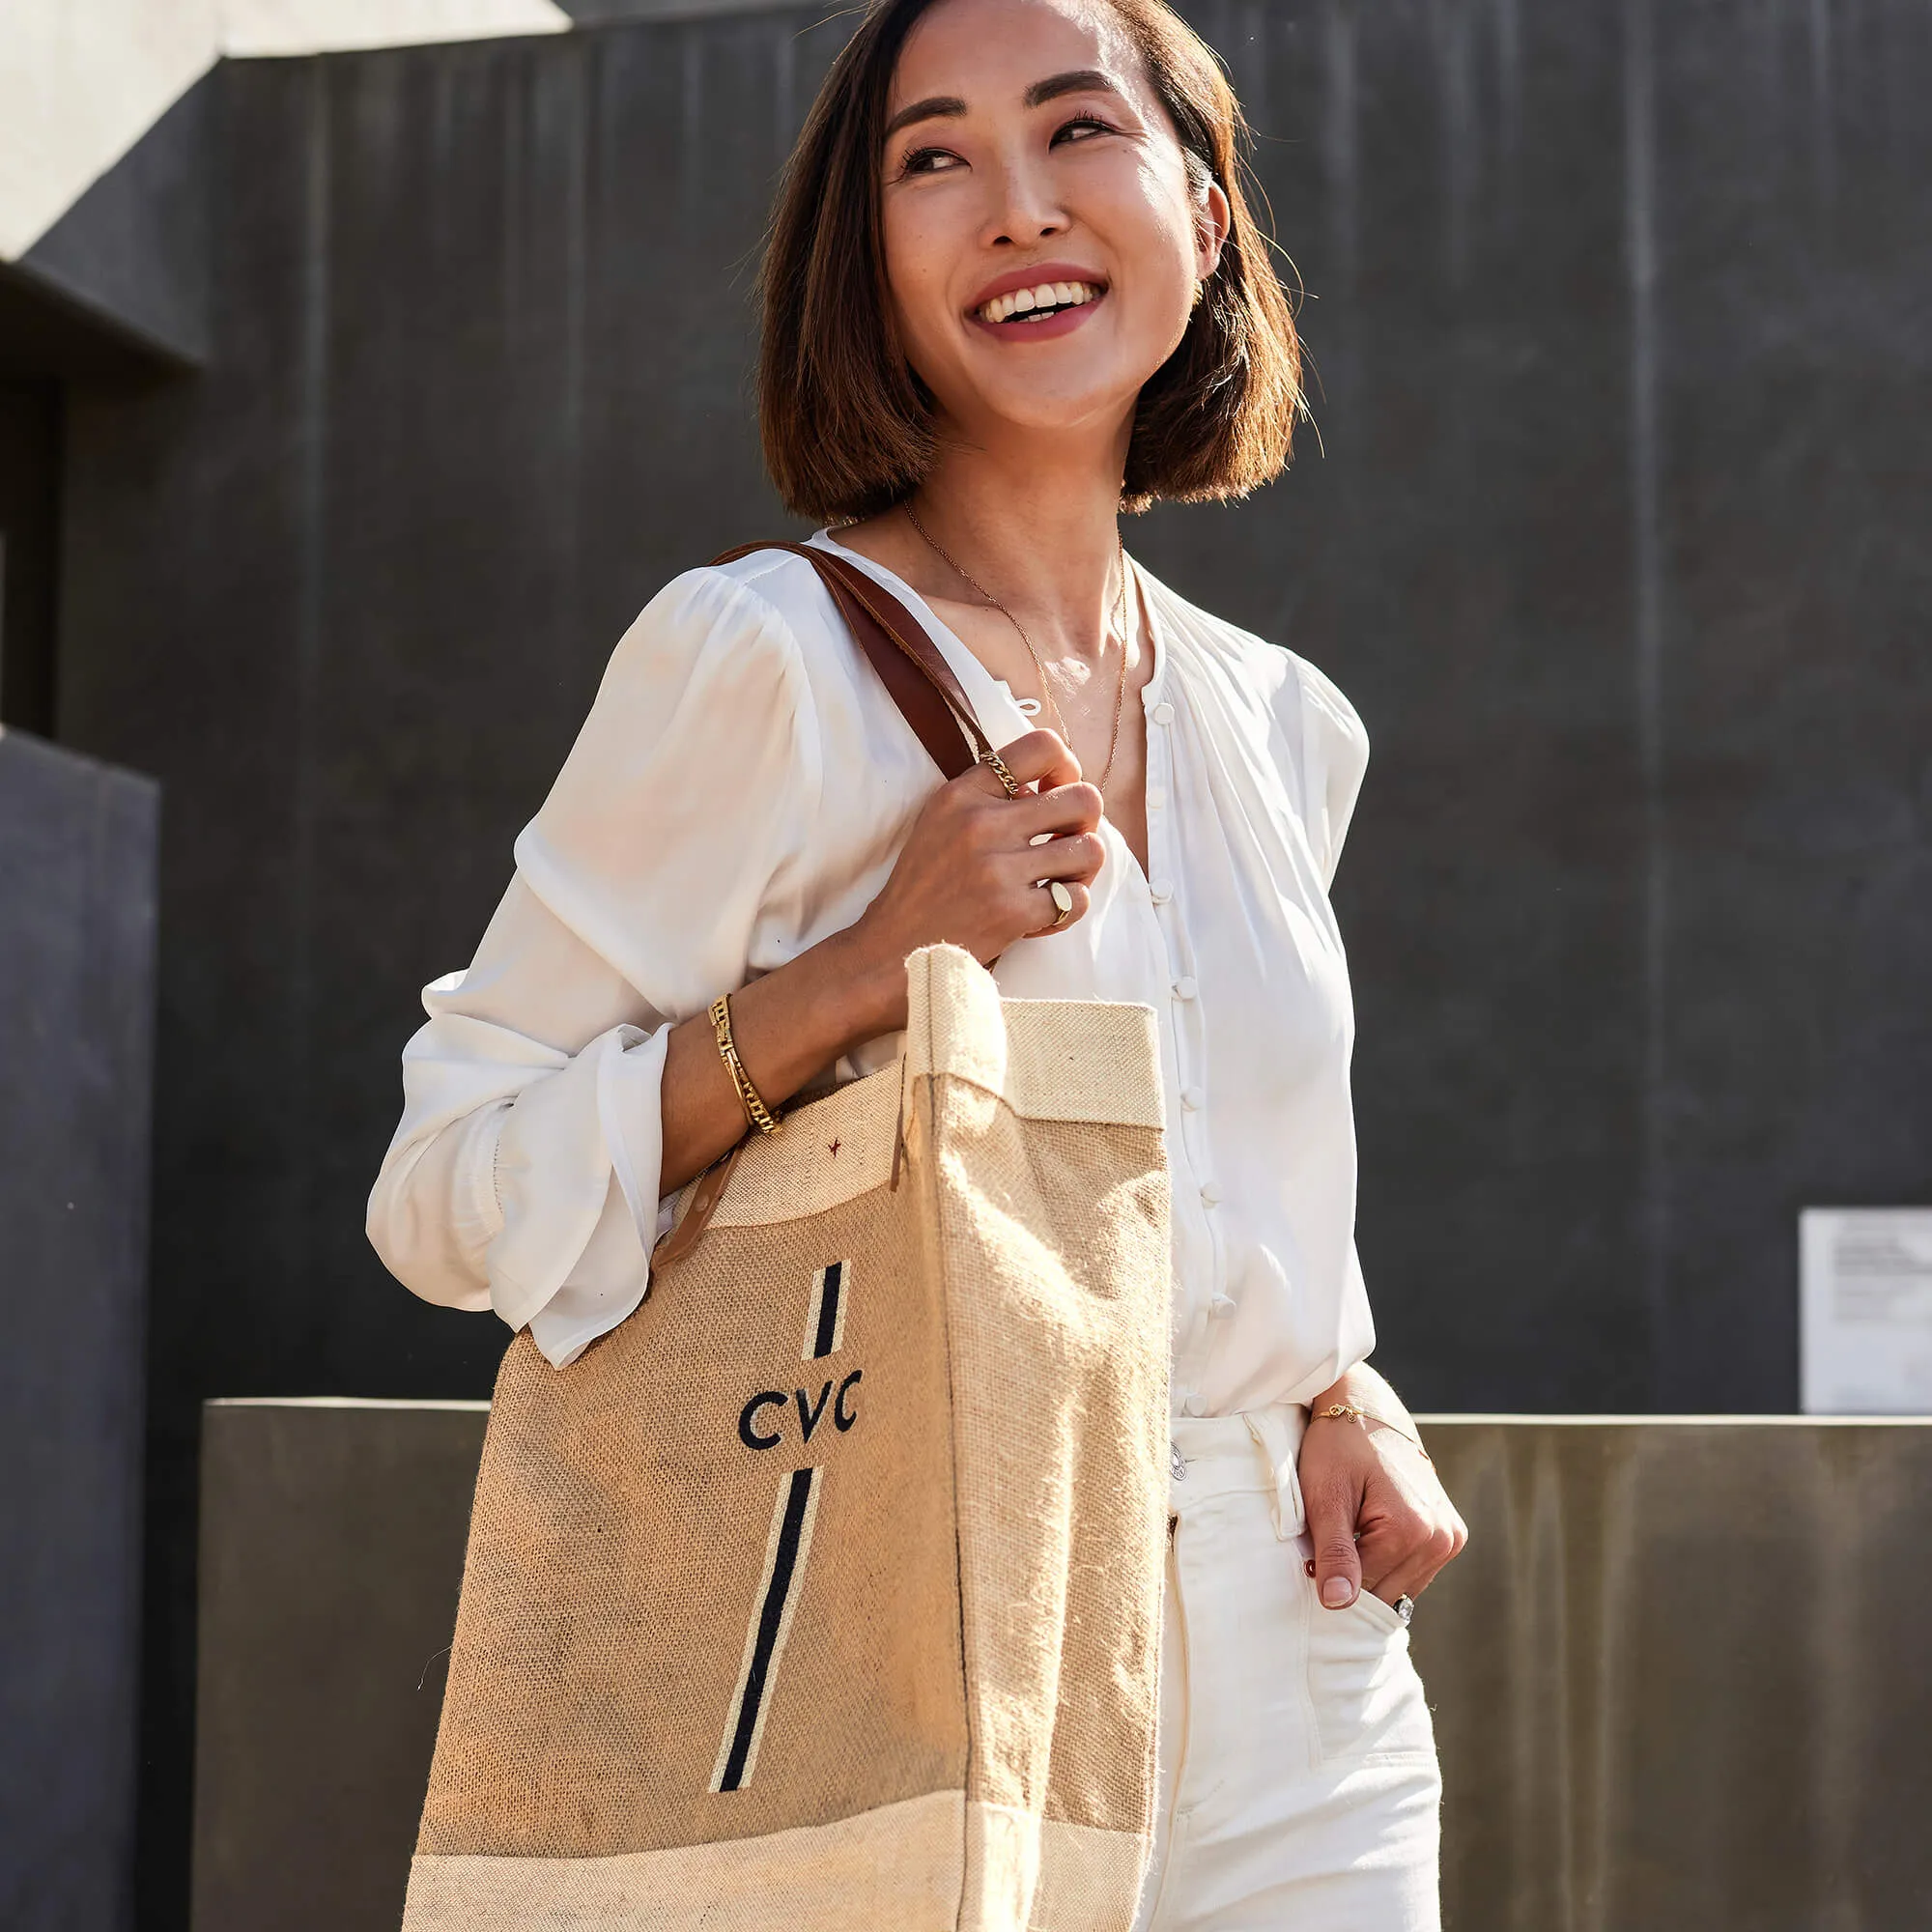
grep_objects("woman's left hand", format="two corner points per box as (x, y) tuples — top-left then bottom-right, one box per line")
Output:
(1298, 1364), (1468, 1613)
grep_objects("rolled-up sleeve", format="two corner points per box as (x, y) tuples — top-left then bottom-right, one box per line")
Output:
(366, 566), (820, 1366)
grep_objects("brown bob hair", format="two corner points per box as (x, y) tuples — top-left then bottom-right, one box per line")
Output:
(757, 0), (1306, 522)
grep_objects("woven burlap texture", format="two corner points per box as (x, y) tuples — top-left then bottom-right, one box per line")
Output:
(406, 945), (1170, 1931)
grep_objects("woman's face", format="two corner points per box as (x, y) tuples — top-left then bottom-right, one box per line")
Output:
(879, 0), (1229, 447)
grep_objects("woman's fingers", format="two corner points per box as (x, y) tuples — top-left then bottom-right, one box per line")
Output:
(992, 728), (1083, 793)
(1304, 1471), (1367, 1609)
(961, 735), (1096, 838)
(1016, 781), (1105, 839)
(1359, 1516), (1465, 1607)
(1023, 879), (1091, 937)
(1017, 830), (1105, 884)
(1011, 829), (1102, 939)
(1354, 1465), (1468, 1606)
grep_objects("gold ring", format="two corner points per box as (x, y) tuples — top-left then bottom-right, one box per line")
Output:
(980, 748), (1022, 798)
(1047, 880), (1074, 930)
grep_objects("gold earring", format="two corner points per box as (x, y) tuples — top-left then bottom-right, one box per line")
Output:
(1190, 279), (1206, 310)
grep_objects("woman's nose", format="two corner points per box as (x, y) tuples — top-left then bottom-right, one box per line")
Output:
(981, 154), (1068, 247)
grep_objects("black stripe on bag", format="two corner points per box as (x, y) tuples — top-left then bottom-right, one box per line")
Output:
(804, 1260), (847, 1360)
(712, 1465), (821, 1793)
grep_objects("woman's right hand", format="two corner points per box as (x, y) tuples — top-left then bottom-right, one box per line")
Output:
(844, 729), (1105, 1032)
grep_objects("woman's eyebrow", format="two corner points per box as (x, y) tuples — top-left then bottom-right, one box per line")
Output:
(882, 70), (1123, 142)
(884, 95), (967, 140)
(1023, 69), (1122, 108)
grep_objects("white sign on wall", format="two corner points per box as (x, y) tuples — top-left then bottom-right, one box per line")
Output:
(1800, 1208), (1932, 1414)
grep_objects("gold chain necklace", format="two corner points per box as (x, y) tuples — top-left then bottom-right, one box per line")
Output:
(901, 502), (1133, 795)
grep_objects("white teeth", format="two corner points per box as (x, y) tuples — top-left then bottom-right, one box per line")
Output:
(977, 280), (1101, 324)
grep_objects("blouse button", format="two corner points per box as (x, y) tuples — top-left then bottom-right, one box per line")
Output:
(1173, 976), (1198, 1002)
(1181, 1392), (1208, 1418)
(1146, 784), (1168, 810)
(1199, 1179), (1222, 1207)
(1152, 700), (1176, 725)
(1208, 1293), (1237, 1321)
(1149, 878), (1174, 905)
(1180, 1084), (1205, 1112)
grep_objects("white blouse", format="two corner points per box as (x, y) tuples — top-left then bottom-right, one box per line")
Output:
(368, 528), (1376, 1419)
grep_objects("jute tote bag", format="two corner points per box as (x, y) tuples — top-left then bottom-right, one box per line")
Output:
(402, 947), (1172, 1931)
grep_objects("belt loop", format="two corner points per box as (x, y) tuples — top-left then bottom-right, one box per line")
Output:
(1242, 1406), (1308, 1542)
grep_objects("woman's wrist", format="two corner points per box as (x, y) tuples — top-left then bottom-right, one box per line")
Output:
(813, 917), (911, 1049)
(1311, 1363), (1375, 1418)
(726, 925), (892, 1093)
(1308, 1366), (1429, 1459)
(658, 923), (901, 1193)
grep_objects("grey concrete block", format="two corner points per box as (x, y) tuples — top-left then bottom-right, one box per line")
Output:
(191, 1405), (1932, 1931)
(0, 728), (158, 1932)
(1410, 1417), (1932, 1927)
(190, 1401), (488, 1932)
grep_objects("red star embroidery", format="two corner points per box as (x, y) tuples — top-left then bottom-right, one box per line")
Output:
(828, 1139), (841, 1158)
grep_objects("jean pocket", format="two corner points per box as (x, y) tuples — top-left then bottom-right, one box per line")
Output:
(1349, 1585), (1409, 1635)
(1304, 1581), (1436, 1763)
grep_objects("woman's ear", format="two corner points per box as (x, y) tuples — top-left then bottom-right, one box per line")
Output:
(1196, 178), (1232, 279)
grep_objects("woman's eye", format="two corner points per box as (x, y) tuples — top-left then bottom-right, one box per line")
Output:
(894, 114), (1116, 179)
(899, 146), (962, 177)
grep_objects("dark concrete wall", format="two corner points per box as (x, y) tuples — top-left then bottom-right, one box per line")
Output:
(192, 1403), (1932, 1930)
(37, 4), (1932, 1920)
(1261, 0), (1932, 1422)
(0, 382), (62, 733)
(0, 730), (158, 1932)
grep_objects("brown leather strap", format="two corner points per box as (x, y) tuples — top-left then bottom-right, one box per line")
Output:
(709, 538), (995, 781)
(651, 1139), (745, 1271)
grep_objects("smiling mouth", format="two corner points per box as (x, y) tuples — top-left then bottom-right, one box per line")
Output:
(974, 279), (1106, 326)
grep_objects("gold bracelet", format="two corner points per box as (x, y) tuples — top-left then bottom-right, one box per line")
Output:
(1310, 1402), (1432, 1463)
(708, 994), (780, 1136)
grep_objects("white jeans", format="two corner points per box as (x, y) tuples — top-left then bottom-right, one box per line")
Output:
(1131, 1406), (1442, 1931)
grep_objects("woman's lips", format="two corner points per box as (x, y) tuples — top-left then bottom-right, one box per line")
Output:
(968, 263), (1109, 311)
(967, 288), (1107, 341)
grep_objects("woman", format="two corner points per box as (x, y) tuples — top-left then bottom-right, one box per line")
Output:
(370, 0), (1466, 1922)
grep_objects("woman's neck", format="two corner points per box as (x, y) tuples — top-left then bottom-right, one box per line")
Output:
(843, 417), (1131, 666)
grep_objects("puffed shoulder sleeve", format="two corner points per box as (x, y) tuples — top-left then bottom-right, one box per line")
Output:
(514, 567), (824, 1007)
(1290, 655), (1370, 890)
(366, 567), (821, 1366)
